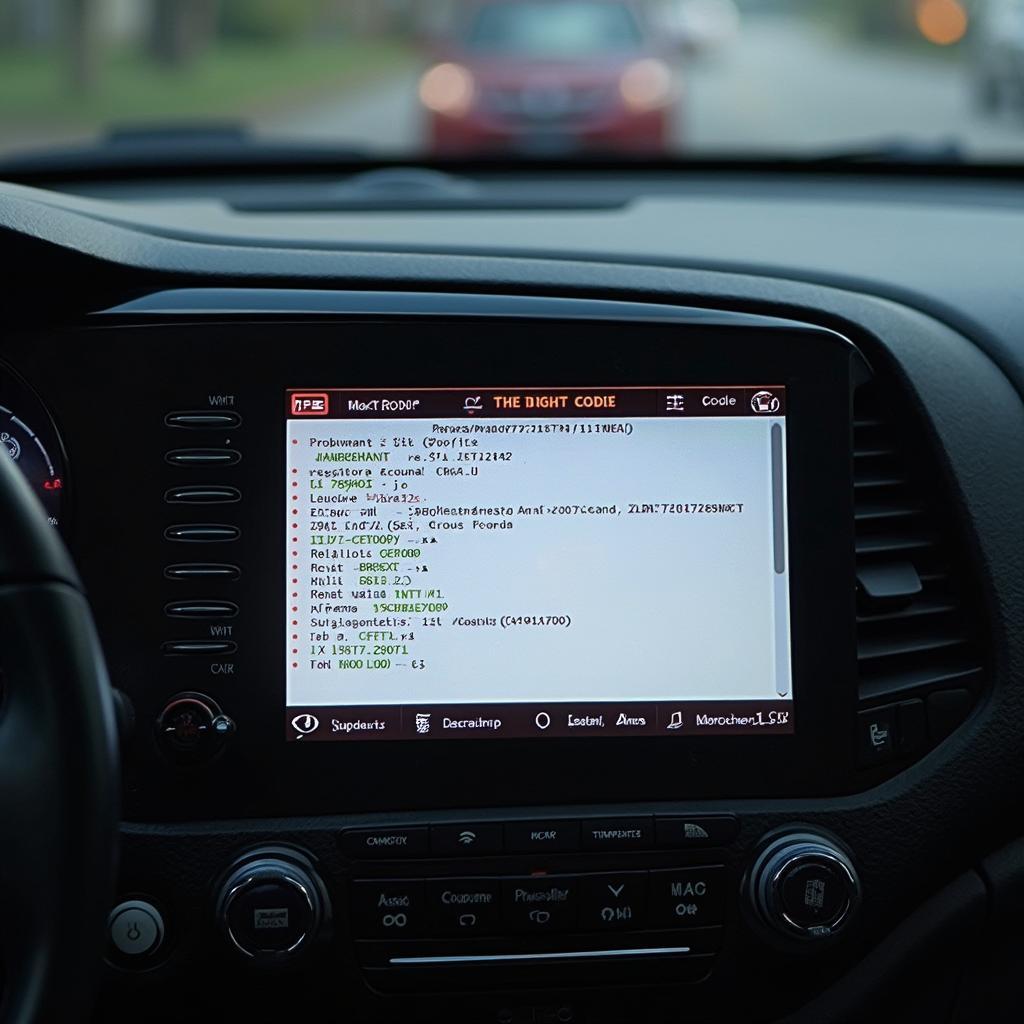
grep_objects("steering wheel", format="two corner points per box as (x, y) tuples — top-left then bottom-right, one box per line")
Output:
(0, 448), (118, 1022)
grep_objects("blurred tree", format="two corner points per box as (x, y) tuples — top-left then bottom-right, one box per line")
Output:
(856, 0), (917, 38)
(810, 0), (917, 39)
(219, 0), (322, 41)
(1, 0), (60, 48)
(66, 0), (100, 91)
(149, 0), (219, 66)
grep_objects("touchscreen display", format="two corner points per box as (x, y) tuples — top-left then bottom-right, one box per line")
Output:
(285, 386), (792, 742)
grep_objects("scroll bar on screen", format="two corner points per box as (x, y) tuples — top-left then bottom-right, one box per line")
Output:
(771, 422), (792, 698)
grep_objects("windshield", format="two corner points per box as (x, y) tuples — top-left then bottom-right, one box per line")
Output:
(1, 0), (1023, 163)
(466, 2), (644, 58)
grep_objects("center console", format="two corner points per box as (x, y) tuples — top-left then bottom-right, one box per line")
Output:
(5, 293), (916, 1021)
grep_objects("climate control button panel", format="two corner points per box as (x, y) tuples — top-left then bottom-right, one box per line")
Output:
(342, 814), (740, 990)
(352, 866), (725, 940)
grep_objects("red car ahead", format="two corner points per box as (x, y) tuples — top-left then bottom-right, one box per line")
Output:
(418, 0), (681, 156)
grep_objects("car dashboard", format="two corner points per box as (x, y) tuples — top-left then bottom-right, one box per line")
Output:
(1, 168), (1023, 1024)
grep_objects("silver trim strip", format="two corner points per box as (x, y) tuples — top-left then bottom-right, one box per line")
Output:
(389, 945), (693, 966)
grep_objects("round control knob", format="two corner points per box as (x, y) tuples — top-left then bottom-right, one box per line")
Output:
(156, 692), (235, 764)
(747, 831), (860, 943)
(216, 848), (328, 962)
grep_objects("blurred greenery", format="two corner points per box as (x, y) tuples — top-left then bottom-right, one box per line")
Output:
(0, 36), (413, 133)
(0, 0), (425, 149)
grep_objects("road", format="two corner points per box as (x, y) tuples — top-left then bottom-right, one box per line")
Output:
(683, 16), (1024, 156)
(261, 14), (1024, 159)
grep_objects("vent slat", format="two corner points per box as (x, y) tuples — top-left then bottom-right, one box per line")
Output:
(858, 631), (969, 662)
(859, 665), (984, 702)
(854, 503), (924, 522)
(856, 534), (934, 556)
(857, 599), (959, 624)
(854, 476), (906, 489)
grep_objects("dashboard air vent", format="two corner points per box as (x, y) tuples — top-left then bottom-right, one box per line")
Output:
(854, 382), (984, 711)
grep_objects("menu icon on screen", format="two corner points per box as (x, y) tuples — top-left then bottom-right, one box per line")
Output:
(290, 392), (329, 416)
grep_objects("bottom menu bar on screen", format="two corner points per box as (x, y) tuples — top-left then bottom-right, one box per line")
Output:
(285, 701), (793, 741)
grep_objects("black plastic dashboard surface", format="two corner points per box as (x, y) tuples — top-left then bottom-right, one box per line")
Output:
(3, 177), (1024, 1023)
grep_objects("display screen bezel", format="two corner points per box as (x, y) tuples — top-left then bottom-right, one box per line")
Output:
(37, 308), (860, 818)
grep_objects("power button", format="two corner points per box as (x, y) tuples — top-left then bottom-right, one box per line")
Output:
(107, 900), (165, 961)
